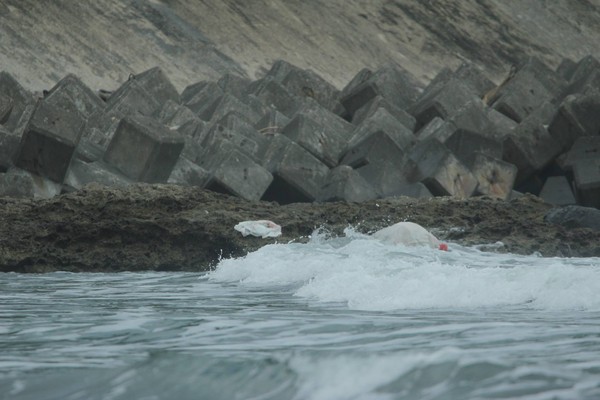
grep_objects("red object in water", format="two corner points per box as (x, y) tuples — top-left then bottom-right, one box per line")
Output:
(439, 243), (449, 251)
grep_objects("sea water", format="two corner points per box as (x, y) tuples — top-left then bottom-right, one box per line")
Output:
(2, 229), (600, 400)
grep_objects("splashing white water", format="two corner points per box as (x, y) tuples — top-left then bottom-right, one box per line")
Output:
(209, 229), (600, 311)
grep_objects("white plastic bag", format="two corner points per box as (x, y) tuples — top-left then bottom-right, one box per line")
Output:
(234, 220), (282, 238)
(373, 221), (447, 250)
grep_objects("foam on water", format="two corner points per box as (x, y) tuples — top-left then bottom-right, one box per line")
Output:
(3, 244), (600, 400)
(210, 229), (600, 311)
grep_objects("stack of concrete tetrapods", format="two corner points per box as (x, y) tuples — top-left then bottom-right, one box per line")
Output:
(0, 56), (599, 208)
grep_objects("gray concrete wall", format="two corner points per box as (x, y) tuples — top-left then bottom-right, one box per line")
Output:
(1, 0), (599, 92)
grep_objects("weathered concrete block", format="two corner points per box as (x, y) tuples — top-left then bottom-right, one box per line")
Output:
(563, 136), (600, 171)
(341, 131), (407, 195)
(260, 134), (290, 173)
(74, 137), (105, 163)
(0, 93), (13, 125)
(492, 77), (554, 123)
(0, 126), (20, 171)
(10, 103), (35, 139)
(364, 161), (413, 198)
(168, 156), (210, 188)
(573, 158), (600, 208)
(548, 90), (600, 152)
(180, 139), (205, 166)
(217, 73), (251, 99)
(340, 64), (421, 119)
(263, 60), (341, 111)
(64, 158), (132, 190)
(564, 55), (600, 95)
(84, 126), (112, 151)
(244, 94), (270, 118)
(15, 100), (85, 183)
(472, 153), (517, 200)
(570, 68), (600, 97)
(202, 112), (268, 162)
(447, 99), (499, 139)
(298, 98), (354, 137)
(176, 118), (207, 162)
(82, 108), (125, 150)
(490, 58), (566, 122)
(45, 74), (104, 118)
(409, 79), (478, 127)
(203, 93), (262, 125)
(246, 77), (303, 118)
(104, 114), (184, 183)
(282, 67), (340, 112)
(421, 63), (493, 100)
(519, 57), (568, 97)
(383, 182), (433, 199)
(158, 100), (197, 129)
(563, 67), (600, 98)
(282, 114), (345, 168)
(416, 117), (457, 142)
(254, 109), (290, 135)
(348, 107), (415, 153)
(318, 165), (378, 202)
(339, 68), (373, 100)
(444, 129), (503, 168)
(106, 78), (161, 117)
(216, 111), (264, 138)
(263, 59), (301, 82)
(342, 130), (405, 171)
(420, 68), (453, 99)
(539, 176), (576, 206)
(502, 102), (561, 184)
(177, 116), (206, 140)
(192, 136), (235, 175)
(351, 95), (417, 131)
(181, 81), (209, 105)
(202, 146), (273, 202)
(184, 82), (224, 115)
(132, 67), (180, 106)
(261, 134), (329, 203)
(406, 139), (478, 199)
(556, 58), (578, 81)
(453, 62), (496, 97)
(337, 68), (373, 119)
(486, 108), (517, 139)
(0, 72), (34, 133)
(0, 167), (62, 199)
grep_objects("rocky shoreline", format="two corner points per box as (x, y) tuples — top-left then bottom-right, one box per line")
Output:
(1, 2), (599, 274)
(1, 183), (598, 273)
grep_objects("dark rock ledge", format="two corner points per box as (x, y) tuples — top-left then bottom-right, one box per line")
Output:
(1, 184), (598, 273)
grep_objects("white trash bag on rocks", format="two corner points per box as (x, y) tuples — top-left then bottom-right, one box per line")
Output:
(373, 221), (448, 251)
(234, 220), (282, 238)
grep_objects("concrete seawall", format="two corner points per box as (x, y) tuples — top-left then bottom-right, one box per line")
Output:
(1, 0), (599, 92)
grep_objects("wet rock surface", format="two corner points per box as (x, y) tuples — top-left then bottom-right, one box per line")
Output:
(1, 184), (598, 273)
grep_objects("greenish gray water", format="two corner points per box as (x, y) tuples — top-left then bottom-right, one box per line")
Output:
(2, 233), (600, 399)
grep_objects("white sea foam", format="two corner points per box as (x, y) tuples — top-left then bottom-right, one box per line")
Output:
(209, 229), (600, 311)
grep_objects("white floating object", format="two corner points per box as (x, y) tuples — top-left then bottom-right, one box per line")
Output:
(234, 220), (282, 238)
(373, 221), (448, 250)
